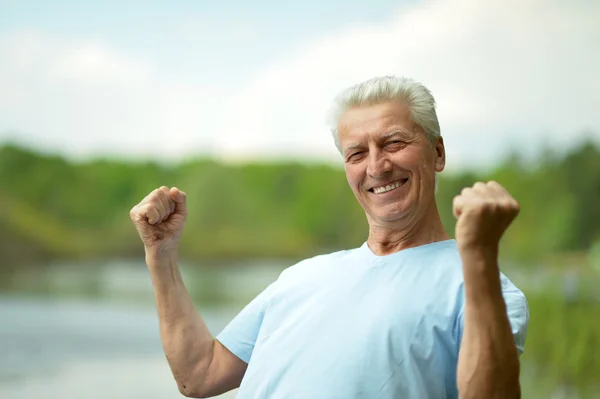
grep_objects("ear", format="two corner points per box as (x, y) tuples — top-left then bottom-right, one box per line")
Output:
(433, 136), (446, 172)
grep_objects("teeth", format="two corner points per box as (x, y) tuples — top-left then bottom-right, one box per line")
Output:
(373, 180), (403, 194)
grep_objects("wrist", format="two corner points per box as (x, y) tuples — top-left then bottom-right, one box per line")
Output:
(145, 245), (179, 265)
(459, 244), (504, 301)
(459, 243), (501, 280)
(458, 242), (499, 263)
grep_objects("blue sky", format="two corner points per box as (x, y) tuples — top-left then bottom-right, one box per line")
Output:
(1, 0), (599, 170)
(2, 0), (407, 85)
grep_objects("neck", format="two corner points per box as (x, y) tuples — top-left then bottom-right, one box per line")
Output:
(366, 203), (450, 256)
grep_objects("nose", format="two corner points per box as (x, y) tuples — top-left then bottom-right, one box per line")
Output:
(366, 149), (392, 178)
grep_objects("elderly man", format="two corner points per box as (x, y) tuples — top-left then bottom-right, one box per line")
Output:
(130, 76), (528, 399)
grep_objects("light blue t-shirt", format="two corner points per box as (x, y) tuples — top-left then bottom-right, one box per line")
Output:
(217, 240), (529, 398)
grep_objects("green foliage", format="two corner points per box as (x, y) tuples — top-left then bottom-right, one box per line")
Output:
(522, 288), (600, 398)
(1, 138), (600, 266)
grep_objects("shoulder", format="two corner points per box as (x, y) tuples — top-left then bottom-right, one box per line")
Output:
(407, 239), (463, 267)
(413, 240), (464, 282)
(428, 239), (462, 263)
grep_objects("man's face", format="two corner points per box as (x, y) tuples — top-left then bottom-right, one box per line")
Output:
(338, 101), (445, 226)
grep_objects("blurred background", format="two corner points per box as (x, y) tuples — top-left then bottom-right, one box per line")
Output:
(1, 0), (599, 398)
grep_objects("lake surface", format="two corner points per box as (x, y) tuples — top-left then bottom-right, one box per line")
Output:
(0, 260), (286, 399)
(0, 294), (242, 398)
(0, 259), (595, 398)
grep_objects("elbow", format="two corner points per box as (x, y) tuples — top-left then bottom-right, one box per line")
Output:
(174, 367), (211, 398)
(177, 381), (201, 398)
(177, 380), (210, 398)
(170, 346), (215, 397)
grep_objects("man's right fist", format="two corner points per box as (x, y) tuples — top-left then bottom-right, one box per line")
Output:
(129, 186), (188, 255)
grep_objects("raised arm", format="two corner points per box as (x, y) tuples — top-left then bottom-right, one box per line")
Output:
(452, 181), (523, 399)
(130, 186), (247, 398)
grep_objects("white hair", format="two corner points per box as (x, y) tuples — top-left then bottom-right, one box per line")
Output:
(327, 76), (441, 153)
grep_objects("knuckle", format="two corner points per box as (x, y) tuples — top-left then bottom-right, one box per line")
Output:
(151, 189), (163, 201)
(150, 193), (162, 204)
(159, 189), (170, 202)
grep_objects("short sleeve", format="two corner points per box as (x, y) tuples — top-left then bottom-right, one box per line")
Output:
(456, 273), (529, 355)
(216, 281), (278, 363)
(500, 275), (529, 355)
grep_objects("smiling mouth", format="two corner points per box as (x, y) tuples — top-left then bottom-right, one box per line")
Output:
(368, 178), (409, 194)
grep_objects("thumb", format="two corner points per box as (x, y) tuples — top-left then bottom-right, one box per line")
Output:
(170, 187), (187, 215)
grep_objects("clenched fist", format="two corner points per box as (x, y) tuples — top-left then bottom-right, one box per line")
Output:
(130, 186), (187, 257)
(452, 181), (519, 253)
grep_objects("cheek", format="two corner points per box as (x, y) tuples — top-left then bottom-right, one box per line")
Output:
(410, 148), (436, 171)
(345, 166), (366, 196)
(395, 150), (425, 171)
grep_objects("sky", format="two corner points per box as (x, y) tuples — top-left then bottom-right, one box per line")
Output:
(1, 0), (599, 171)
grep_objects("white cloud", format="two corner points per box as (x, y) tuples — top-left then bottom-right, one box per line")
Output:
(49, 45), (153, 84)
(0, 0), (599, 170)
(214, 0), (600, 169)
(0, 31), (225, 161)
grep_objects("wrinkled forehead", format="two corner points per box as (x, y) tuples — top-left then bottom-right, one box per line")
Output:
(337, 101), (415, 142)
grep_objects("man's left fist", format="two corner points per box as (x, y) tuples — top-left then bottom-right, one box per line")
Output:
(452, 181), (520, 251)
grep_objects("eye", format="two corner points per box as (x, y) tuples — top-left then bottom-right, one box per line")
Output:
(386, 140), (406, 149)
(347, 151), (365, 162)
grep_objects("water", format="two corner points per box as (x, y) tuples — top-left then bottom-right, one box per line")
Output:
(0, 295), (236, 398)
(0, 260), (286, 399)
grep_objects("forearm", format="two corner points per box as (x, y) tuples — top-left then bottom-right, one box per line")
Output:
(457, 249), (520, 399)
(146, 250), (215, 396)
